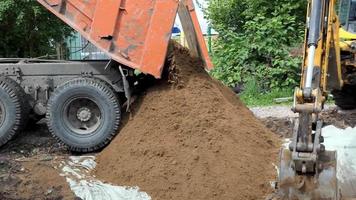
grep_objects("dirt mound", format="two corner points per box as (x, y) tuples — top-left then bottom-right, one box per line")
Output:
(95, 43), (279, 200)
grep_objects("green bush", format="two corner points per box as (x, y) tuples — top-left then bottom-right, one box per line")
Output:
(207, 0), (306, 91)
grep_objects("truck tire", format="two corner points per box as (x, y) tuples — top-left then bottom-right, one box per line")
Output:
(0, 77), (28, 146)
(332, 85), (356, 110)
(46, 78), (121, 152)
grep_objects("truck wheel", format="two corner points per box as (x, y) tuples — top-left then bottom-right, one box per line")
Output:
(332, 85), (356, 110)
(46, 78), (121, 152)
(0, 77), (28, 146)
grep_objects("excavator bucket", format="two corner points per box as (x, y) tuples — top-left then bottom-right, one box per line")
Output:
(278, 148), (339, 199)
(37, 0), (213, 78)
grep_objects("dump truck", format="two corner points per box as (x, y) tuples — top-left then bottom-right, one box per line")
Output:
(278, 0), (356, 199)
(0, 0), (212, 152)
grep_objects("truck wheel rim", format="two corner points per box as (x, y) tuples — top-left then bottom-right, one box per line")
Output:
(62, 97), (102, 135)
(0, 100), (5, 127)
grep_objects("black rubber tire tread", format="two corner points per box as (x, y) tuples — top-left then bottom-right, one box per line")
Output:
(0, 76), (29, 146)
(46, 77), (121, 152)
(332, 85), (356, 110)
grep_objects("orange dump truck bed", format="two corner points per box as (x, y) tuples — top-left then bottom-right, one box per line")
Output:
(37, 0), (213, 78)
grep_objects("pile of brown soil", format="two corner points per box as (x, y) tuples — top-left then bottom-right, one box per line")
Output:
(95, 43), (279, 200)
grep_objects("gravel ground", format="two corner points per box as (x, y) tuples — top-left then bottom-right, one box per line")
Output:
(249, 106), (297, 119)
(250, 104), (336, 119)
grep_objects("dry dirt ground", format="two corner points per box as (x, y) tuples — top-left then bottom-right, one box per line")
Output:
(2, 43), (356, 200)
(0, 44), (279, 200)
(0, 121), (76, 200)
(253, 106), (356, 138)
(0, 108), (355, 200)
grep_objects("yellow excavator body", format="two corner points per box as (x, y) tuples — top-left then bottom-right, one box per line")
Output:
(340, 27), (356, 40)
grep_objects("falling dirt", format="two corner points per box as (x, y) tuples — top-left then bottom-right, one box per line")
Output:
(95, 43), (280, 200)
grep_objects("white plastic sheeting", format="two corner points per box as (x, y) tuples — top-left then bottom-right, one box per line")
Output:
(322, 126), (356, 198)
(58, 156), (151, 200)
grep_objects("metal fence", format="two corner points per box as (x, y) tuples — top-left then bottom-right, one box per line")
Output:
(64, 32), (217, 61)
(66, 32), (109, 60)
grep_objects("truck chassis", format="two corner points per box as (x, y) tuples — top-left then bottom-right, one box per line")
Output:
(0, 59), (130, 152)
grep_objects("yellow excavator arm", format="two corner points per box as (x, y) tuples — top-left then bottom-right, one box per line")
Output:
(279, 0), (343, 199)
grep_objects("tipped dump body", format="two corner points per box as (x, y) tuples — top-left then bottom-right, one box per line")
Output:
(37, 0), (212, 78)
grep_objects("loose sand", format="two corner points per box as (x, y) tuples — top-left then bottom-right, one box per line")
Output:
(95, 43), (280, 200)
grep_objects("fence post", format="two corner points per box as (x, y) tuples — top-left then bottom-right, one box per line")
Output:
(208, 25), (212, 54)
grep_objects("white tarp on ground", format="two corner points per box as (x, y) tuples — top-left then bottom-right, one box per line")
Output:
(58, 156), (151, 200)
(322, 126), (356, 198)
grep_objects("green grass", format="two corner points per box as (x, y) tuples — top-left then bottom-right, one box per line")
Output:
(239, 79), (294, 107)
(240, 89), (294, 107)
(241, 91), (337, 107)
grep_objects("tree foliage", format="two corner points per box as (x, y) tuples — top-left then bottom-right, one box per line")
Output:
(0, 0), (72, 58)
(207, 0), (307, 90)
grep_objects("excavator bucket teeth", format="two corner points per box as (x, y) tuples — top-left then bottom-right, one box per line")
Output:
(278, 149), (339, 200)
